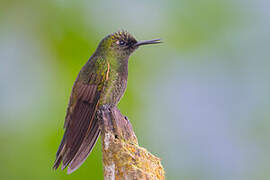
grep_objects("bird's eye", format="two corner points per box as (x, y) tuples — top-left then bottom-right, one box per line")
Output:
(119, 40), (125, 46)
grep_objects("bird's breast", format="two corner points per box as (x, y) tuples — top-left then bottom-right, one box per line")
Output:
(100, 72), (127, 105)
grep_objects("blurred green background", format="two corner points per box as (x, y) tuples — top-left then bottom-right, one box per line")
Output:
(1, 0), (269, 179)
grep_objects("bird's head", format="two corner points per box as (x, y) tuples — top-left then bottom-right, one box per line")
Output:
(97, 31), (161, 60)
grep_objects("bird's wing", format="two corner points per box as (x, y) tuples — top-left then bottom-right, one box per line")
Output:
(53, 61), (110, 172)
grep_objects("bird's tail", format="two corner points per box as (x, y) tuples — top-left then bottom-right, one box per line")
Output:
(53, 118), (100, 173)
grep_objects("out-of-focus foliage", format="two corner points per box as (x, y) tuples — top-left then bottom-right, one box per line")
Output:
(0, 0), (269, 180)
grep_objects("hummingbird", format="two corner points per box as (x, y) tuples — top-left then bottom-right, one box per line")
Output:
(53, 30), (161, 174)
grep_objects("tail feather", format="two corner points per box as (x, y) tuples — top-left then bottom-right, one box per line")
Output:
(67, 122), (100, 174)
(53, 155), (63, 170)
(53, 132), (67, 170)
(53, 116), (100, 173)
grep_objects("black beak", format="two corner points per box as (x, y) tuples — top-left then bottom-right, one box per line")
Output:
(134, 39), (162, 47)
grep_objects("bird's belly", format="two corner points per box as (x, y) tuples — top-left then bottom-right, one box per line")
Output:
(100, 77), (127, 105)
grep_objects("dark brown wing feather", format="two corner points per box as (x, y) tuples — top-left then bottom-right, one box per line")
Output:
(53, 79), (102, 171)
(67, 118), (100, 174)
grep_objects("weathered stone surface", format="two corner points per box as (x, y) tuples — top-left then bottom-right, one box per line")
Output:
(98, 105), (165, 180)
